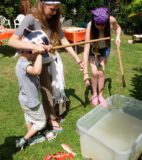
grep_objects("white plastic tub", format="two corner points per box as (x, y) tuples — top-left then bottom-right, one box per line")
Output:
(77, 95), (142, 160)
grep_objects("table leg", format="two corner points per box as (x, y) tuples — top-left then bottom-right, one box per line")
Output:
(75, 45), (77, 53)
(0, 40), (3, 46)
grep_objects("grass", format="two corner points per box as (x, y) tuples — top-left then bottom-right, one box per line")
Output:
(0, 35), (142, 160)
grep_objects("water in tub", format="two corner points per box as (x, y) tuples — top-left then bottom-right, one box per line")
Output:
(89, 109), (142, 151)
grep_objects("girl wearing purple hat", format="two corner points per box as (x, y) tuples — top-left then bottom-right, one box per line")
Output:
(83, 7), (121, 107)
(8, 0), (83, 148)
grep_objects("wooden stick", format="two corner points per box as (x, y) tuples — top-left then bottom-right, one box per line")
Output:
(32, 37), (110, 54)
(52, 37), (110, 50)
(117, 46), (126, 87)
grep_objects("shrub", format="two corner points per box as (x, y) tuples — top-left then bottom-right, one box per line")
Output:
(106, 0), (142, 34)
(0, 0), (20, 19)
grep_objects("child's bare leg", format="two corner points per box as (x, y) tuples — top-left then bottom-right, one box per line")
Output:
(24, 126), (38, 140)
(91, 73), (98, 96)
(90, 60), (99, 106)
(51, 119), (63, 131)
(98, 71), (107, 107)
(98, 58), (107, 105)
(98, 70), (105, 97)
(16, 105), (46, 149)
(98, 58), (106, 97)
(26, 122), (33, 131)
(90, 59), (98, 97)
(16, 125), (38, 150)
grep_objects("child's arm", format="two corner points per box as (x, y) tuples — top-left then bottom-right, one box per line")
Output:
(83, 23), (91, 86)
(60, 37), (84, 70)
(26, 54), (42, 75)
(110, 16), (121, 46)
(26, 45), (52, 75)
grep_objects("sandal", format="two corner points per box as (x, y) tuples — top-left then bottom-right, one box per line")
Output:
(44, 152), (74, 160)
(44, 131), (57, 142)
(91, 95), (98, 106)
(57, 116), (65, 123)
(28, 135), (46, 146)
(50, 120), (64, 133)
(52, 126), (64, 133)
(98, 96), (107, 108)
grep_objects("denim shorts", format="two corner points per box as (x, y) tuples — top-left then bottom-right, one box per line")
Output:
(89, 46), (111, 59)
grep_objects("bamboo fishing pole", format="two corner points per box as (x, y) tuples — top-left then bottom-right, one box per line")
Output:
(52, 37), (110, 50)
(32, 37), (110, 54)
(117, 46), (126, 87)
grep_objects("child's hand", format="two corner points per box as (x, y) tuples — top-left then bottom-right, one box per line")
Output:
(115, 36), (121, 47)
(78, 61), (84, 71)
(83, 73), (90, 86)
(77, 60), (84, 71)
(84, 79), (90, 86)
(32, 44), (46, 54)
(32, 44), (53, 54)
(44, 44), (53, 52)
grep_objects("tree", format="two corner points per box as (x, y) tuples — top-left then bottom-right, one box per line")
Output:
(61, 0), (106, 27)
(126, 0), (142, 33)
(0, 0), (20, 19)
(20, 0), (31, 15)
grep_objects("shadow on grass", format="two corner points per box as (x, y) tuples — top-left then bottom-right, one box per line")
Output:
(84, 84), (93, 105)
(129, 67), (142, 100)
(84, 77), (112, 105)
(0, 45), (16, 58)
(0, 136), (21, 160)
(65, 88), (86, 110)
(104, 77), (112, 96)
(65, 78), (112, 111)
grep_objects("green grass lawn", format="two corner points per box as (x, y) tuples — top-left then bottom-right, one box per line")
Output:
(0, 35), (142, 160)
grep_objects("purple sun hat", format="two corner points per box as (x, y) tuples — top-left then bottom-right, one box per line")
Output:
(91, 7), (109, 25)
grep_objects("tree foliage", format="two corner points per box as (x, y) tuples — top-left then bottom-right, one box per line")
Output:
(1, 0), (142, 33)
(114, 0), (142, 34)
(61, 0), (108, 27)
(126, 0), (142, 34)
(0, 0), (20, 19)
(127, 0), (142, 15)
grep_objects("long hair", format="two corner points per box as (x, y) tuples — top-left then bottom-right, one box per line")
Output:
(90, 16), (111, 47)
(30, 0), (61, 45)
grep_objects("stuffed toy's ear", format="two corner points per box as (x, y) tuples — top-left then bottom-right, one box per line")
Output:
(23, 28), (31, 37)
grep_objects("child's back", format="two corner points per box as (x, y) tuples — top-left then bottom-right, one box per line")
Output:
(15, 53), (46, 150)
(16, 56), (40, 108)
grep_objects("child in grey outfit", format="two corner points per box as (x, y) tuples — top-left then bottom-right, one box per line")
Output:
(15, 49), (51, 150)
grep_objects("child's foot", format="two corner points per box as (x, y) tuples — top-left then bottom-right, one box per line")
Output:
(45, 131), (57, 142)
(28, 135), (46, 146)
(51, 120), (63, 133)
(16, 137), (27, 150)
(98, 96), (107, 107)
(91, 95), (98, 106)
(57, 116), (65, 123)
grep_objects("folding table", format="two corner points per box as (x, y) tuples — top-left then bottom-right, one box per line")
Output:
(0, 29), (15, 45)
(63, 27), (86, 52)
